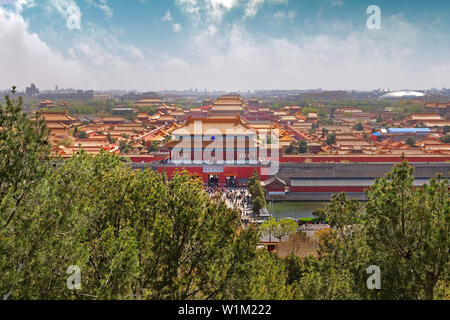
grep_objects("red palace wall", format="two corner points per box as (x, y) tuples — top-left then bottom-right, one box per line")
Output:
(157, 166), (264, 184)
(128, 154), (450, 164)
(128, 155), (168, 162)
(129, 154), (450, 190)
(289, 186), (370, 193)
(265, 186), (286, 192)
(280, 155), (450, 163)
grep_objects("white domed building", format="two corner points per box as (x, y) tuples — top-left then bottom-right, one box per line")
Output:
(378, 91), (425, 101)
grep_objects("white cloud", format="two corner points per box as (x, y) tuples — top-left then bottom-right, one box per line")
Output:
(204, 0), (238, 22)
(165, 15), (450, 91)
(0, 7), (93, 89)
(0, 4), (152, 91)
(176, 0), (239, 25)
(14, 0), (35, 13)
(176, 0), (201, 24)
(71, 23), (145, 64)
(162, 57), (192, 72)
(244, 0), (264, 19)
(175, 0), (293, 26)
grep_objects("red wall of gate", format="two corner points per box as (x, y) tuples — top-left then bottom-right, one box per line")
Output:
(157, 166), (263, 184)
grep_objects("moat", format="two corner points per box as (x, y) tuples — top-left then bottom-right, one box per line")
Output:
(270, 201), (329, 220)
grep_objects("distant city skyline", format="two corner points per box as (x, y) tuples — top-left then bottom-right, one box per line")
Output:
(6, 85), (450, 94)
(0, 0), (449, 91)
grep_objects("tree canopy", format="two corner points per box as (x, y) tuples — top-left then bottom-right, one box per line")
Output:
(260, 217), (298, 242)
(249, 170), (266, 214)
(325, 133), (336, 146)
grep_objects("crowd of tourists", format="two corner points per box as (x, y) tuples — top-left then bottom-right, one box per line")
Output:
(299, 223), (330, 232)
(205, 185), (331, 231)
(206, 185), (253, 225)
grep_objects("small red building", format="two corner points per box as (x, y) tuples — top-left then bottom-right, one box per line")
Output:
(261, 176), (288, 192)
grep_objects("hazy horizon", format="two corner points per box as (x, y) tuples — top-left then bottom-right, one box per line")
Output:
(3, 86), (444, 94)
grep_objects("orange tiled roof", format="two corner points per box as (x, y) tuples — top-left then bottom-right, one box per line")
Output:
(38, 111), (77, 122)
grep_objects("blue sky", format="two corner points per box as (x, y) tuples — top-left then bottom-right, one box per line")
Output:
(0, 0), (449, 91)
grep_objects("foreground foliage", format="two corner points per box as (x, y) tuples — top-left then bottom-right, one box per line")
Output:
(0, 92), (448, 300)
